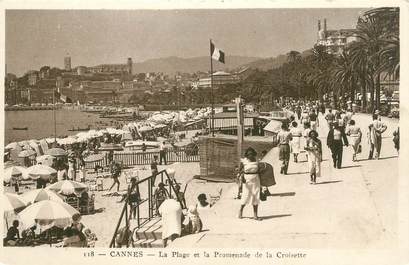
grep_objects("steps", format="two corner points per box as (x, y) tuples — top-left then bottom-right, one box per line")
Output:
(131, 217), (164, 248)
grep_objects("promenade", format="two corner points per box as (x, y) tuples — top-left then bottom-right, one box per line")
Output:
(171, 113), (399, 248)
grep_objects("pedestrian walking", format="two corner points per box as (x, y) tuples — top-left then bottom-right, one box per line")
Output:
(393, 127), (399, 154)
(290, 121), (302, 163)
(108, 161), (121, 192)
(159, 141), (167, 165)
(305, 130), (322, 184)
(327, 121), (349, 169)
(296, 105), (302, 120)
(309, 109), (319, 131)
(277, 123), (293, 175)
(300, 109), (310, 126)
(368, 114), (387, 159)
(325, 108), (335, 128)
(238, 147), (262, 220)
(345, 119), (362, 162)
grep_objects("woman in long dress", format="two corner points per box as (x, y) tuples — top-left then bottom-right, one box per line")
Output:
(290, 121), (302, 163)
(305, 130), (322, 184)
(345, 119), (362, 162)
(238, 147), (261, 221)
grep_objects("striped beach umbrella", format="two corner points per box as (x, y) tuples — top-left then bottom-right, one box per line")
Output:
(19, 200), (79, 229)
(47, 180), (88, 195)
(22, 189), (63, 204)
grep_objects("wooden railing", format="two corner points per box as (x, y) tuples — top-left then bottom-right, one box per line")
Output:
(109, 169), (184, 248)
(84, 147), (199, 169)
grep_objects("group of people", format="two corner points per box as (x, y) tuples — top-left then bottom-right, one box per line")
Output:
(4, 214), (97, 248)
(235, 100), (398, 221)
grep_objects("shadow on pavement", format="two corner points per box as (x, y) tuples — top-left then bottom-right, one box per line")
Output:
(340, 165), (361, 169)
(315, 180), (343, 185)
(261, 214), (292, 220)
(268, 192), (296, 197)
(379, 155), (398, 160)
(286, 171), (309, 175)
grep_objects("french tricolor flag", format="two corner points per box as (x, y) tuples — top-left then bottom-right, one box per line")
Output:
(210, 41), (225, 64)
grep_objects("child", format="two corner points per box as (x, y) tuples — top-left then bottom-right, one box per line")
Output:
(183, 205), (203, 234)
(305, 130), (322, 184)
(154, 182), (170, 215)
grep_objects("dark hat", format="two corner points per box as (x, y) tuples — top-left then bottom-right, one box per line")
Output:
(244, 147), (257, 158)
(308, 130), (318, 138)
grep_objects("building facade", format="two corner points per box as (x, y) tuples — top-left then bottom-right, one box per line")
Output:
(316, 19), (357, 55)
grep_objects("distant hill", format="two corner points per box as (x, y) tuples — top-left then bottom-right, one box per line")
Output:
(239, 49), (313, 71)
(132, 55), (261, 74)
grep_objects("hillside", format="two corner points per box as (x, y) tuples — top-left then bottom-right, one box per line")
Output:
(240, 49), (313, 71)
(132, 55), (261, 74)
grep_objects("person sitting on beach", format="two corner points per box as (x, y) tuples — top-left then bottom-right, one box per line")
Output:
(154, 182), (170, 215)
(196, 193), (211, 210)
(69, 213), (87, 247)
(4, 220), (21, 246)
(21, 225), (36, 246)
(79, 191), (89, 206)
(183, 205), (203, 235)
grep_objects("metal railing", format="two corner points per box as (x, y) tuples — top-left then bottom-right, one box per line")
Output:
(109, 169), (184, 248)
(114, 147), (199, 167)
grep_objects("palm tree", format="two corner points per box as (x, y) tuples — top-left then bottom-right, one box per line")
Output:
(331, 51), (359, 108)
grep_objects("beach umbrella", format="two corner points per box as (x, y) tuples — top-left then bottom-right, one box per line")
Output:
(5, 142), (18, 150)
(36, 155), (55, 166)
(2, 193), (27, 213)
(19, 200), (79, 230)
(18, 149), (36, 158)
(47, 180), (88, 195)
(22, 189), (63, 204)
(46, 148), (67, 157)
(83, 153), (105, 163)
(26, 164), (57, 179)
(98, 143), (123, 151)
(4, 160), (22, 169)
(4, 166), (29, 183)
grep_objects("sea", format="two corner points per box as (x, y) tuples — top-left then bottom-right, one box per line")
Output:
(4, 109), (120, 144)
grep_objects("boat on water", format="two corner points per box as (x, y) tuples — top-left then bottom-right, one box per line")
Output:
(13, 127), (28, 130)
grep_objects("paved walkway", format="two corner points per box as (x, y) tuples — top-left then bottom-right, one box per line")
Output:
(171, 113), (399, 248)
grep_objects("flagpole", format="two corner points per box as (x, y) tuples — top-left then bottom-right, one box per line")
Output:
(210, 39), (214, 137)
(53, 84), (57, 142)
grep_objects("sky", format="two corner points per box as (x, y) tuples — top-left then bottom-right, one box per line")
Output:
(6, 9), (366, 76)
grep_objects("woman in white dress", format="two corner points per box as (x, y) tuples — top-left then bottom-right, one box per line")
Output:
(290, 121), (303, 163)
(238, 147), (261, 221)
(345, 119), (362, 161)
